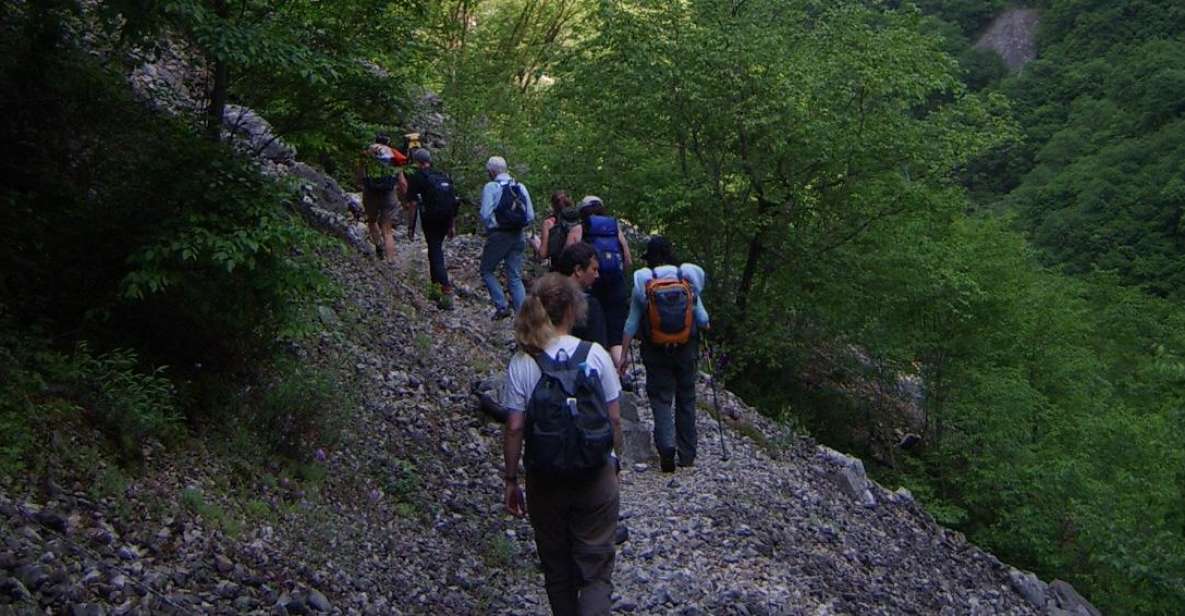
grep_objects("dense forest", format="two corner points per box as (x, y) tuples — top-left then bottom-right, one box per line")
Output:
(1, 1), (1182, 613)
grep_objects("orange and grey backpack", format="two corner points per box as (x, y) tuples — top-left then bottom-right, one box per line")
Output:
(644, 270), (696, 346)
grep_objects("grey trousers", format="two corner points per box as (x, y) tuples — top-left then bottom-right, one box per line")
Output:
(526, 463), (619, 616)
(641, 338), (699, 463)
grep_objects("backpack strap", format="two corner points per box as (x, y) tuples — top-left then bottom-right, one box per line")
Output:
(570, 341), (593, 366)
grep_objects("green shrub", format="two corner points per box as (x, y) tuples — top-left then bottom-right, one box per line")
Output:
(250, 361), (347, 462)
(63, 343), (180, 456)
(0, 315), (179, 472)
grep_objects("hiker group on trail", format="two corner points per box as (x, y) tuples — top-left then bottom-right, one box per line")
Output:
(356, 136), (712, 615)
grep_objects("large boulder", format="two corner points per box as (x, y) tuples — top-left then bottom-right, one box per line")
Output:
(619, 394), (655, 464)
(289, 162), (353, 215)
(222, 104), (296, 163)
(1007, 568), (1101, 616)
(816, 446), (876, 507)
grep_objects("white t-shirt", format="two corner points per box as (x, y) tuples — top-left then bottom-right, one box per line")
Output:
(502, 335), (621, 413)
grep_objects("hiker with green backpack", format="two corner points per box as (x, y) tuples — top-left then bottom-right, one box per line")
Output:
(355, 133), (408, 263)
(500, 272), (623, 616)
(401, 148), (459, 310)
(620, 236), (710, 473)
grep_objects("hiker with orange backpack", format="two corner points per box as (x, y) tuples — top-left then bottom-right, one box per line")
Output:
(619, 236), (710, 473)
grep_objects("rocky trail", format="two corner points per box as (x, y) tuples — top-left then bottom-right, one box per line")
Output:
(0, 215), (1096, 614)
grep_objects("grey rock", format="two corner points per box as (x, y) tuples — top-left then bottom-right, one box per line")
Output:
(290, 162), (353, 215)
(34, 510), (69, 533)
(216, 580), (240, 599)
(317, 305), (340, 327)
(620, 417), (655, 464)
(818, 446), (876, 506)
(619, 393), (641, 422)
(71, 603), (106, 616)
(1007, 568), (1048, 607)
(2, 576), (32, 600)
(307, 588), (331, 612)
(15, 563), (50, 590)
(214, 554), (234, 574)
(222, 105), (296, 163)
(1048, 580), (1101, 616)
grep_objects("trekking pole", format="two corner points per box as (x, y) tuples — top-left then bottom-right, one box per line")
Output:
(703, 338), (729, 462)
(629, 340), (641, 391)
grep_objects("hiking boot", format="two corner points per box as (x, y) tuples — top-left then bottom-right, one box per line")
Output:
(659, 451), (676, 473)
(493, 307), (513, 320)
(374, 244), (385, 260)
(677, 457), (695, 468)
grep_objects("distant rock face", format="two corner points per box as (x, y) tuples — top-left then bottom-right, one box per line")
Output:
(975, 8), (1041, 71)
(222, 105), (296, 164)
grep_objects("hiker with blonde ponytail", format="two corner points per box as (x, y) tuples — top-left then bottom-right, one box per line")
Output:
(500, 273), (623, 616)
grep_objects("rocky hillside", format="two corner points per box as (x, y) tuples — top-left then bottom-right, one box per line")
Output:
(0, 202), (1099, 614)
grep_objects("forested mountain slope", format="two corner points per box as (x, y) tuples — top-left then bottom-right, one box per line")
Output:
(2, 1), (1182, 614)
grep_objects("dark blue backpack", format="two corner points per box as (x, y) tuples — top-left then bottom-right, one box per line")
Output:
(585, 215), (625, 278)
(494, 181), (529, 230)
(524, 341), (614, 478)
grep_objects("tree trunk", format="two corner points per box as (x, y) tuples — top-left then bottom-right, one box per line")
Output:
(205, 58), (228, 142)
(736, 231), (763, 316)
(204, 0), (230, 142)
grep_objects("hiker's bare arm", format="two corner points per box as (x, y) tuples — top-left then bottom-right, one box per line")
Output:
(618, 227), (633, 270)
(538, 219), (554, 258)
(618, 336), (633, 375)
(396, 171), (410, 202)
(502, 412), (526, 516)
(607, 399), (623, 457)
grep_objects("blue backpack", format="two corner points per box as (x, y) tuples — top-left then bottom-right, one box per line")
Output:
(494, 181), (529, 230)
(585, 215), (625, 278)
(524, 342), (614, 478)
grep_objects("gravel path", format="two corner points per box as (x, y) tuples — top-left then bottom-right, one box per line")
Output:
(0, 228), (1048, 615)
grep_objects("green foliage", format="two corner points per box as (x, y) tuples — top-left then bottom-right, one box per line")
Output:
(62, 344), (181, 456)
(0, 6), (333, 416)
(967, 1), (1185, 300)
(248, 360), (348, 462)
(0, 316), (179, 471)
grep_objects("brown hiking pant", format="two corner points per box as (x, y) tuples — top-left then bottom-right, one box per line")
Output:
(526, 463), (619, 616)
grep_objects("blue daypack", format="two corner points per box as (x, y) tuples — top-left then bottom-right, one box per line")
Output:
(494, 181), (529, 230)
(585, 215), (625, 278)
